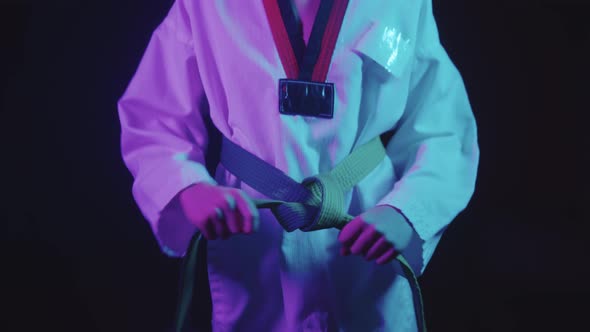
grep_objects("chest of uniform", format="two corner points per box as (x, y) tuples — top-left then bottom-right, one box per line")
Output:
(191, 0), (419, 123)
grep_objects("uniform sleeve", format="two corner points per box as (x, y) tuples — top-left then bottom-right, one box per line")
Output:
(117, 1), (216, 257)
(377, 0), (480, 274)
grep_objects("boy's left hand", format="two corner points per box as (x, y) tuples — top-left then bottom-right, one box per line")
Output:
(338, 205), (414, 265)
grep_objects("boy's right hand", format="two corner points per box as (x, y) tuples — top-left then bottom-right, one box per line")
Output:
(178, 182), (259, 240)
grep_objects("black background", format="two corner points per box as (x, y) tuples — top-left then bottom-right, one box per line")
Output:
(3, 0), (590, 331)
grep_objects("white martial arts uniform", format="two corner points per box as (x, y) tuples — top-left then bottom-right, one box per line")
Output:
(118, 0), (479, 330)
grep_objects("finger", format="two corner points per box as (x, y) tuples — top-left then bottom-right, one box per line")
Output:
(350, 225), (380, 255)
(212, 207), (230, 239)
(376, 247), (398, 265)
(365, 236), (391, 261)
(234, 190), (259, 234)
(225, 192), (237, 210)
(223, 193), (241, 234)
(338, 217), (365, 247)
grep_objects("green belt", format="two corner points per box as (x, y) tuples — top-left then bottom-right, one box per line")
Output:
(174, 136), (426, 332)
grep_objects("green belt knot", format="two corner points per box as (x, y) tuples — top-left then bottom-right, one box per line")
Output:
(299, 174), (352, 231)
